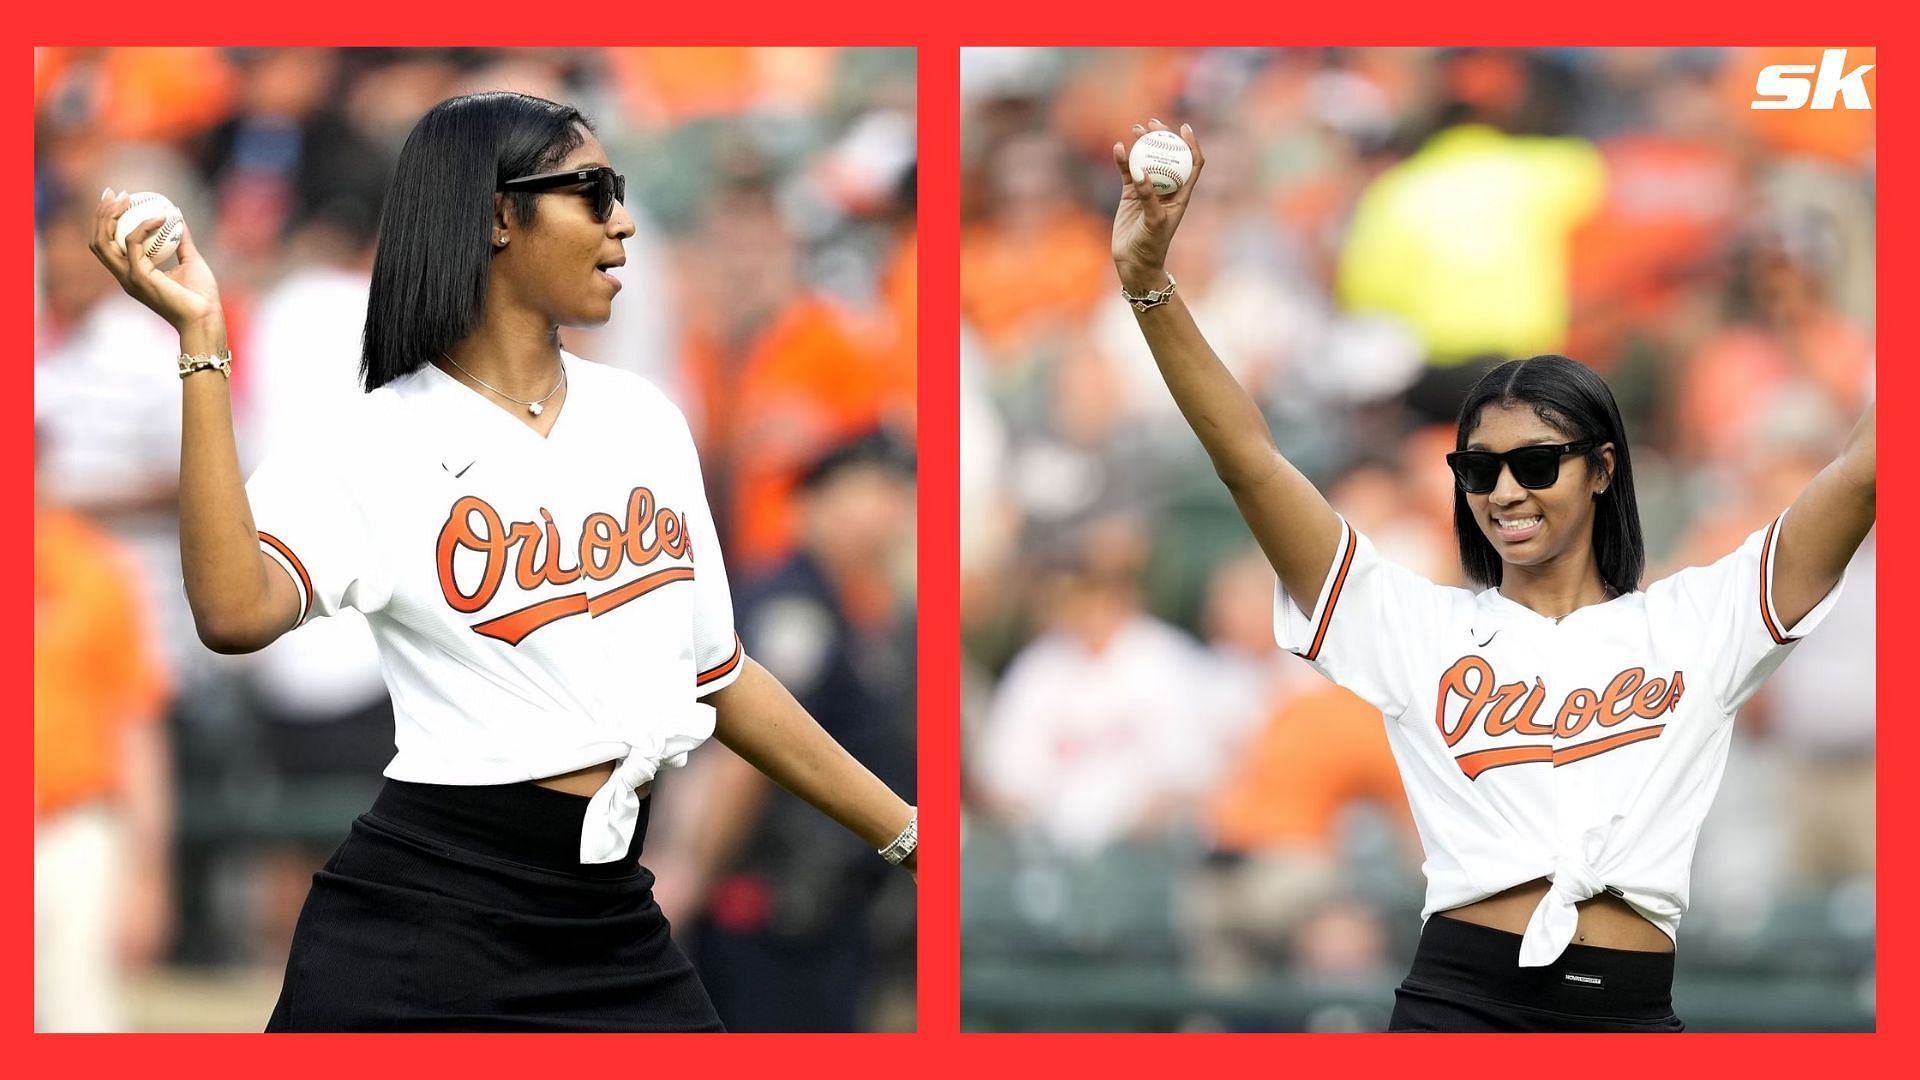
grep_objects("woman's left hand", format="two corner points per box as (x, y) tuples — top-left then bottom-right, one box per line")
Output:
(1111, 120), (1205, 291)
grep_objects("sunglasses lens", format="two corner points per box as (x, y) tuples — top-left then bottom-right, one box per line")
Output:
(592, 173), (612, 221)
(1509, 448), (1563, 489)
(590, 171), (625, 221)
(1450, 454), (1499, 494)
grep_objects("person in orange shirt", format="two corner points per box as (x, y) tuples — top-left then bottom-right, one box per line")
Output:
(726, 288), (913, 569)
(34, 47), (236, 144)
(959, 131), (1113, 359)
(34, 468), (174, 1032)
(724, 170), (917, 571)
(1187, 678), (1417, 985)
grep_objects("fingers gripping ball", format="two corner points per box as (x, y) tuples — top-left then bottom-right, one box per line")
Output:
(1128, 130), (1193, 195)
(113, 192), (186, 265)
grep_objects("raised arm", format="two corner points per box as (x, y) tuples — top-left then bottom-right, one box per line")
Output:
(87, 189), (301, 653)
(1772, 400), (1874, 629)
(1112, 122), (1342, 613)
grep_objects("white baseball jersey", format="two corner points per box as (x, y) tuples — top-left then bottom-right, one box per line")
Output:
(245, 351), (744, 863)
(1274, 510), (1847, 966)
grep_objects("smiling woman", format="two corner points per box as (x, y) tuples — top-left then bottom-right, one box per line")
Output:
(1447, 356), (1641, 619)
(84, 89), (916, 1032)
(1108, 118), (1875, 1031)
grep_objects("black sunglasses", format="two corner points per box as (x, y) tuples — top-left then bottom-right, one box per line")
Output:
(498, 166), (626, 223)
(1446, 440), (1595, 495)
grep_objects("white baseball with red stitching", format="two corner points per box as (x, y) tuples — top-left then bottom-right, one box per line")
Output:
(113, 191), (185, 264)
(1128, 130), (1193, 195)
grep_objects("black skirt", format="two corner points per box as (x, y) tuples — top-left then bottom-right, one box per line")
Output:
(1388, 913), (1684, 1032)
(266, 778), (723, 1032)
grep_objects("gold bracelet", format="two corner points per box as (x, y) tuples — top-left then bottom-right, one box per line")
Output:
(177, 350), (233, 380)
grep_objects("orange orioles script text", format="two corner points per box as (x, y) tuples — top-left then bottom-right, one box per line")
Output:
(1435, 655), (1686, 780)
(436, 486), (694, 646)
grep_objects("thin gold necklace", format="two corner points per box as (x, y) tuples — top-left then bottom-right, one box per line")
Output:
(440, 352), (566, 416)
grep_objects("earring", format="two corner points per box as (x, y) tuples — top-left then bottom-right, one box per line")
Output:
(495, 234), (508, 247)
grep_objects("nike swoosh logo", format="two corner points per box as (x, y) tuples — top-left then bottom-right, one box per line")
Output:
(1476, 629), (1500, 647)
(444, 460), (475, 478)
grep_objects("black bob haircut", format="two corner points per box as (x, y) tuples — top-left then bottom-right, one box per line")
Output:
(360, 92), (591, 390)
(1452, 354), (1646, 597)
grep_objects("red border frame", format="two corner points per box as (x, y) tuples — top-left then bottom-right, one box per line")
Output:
(13, 7), (1908, 1074)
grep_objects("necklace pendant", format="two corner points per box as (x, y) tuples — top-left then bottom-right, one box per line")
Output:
(528, 402), (543, 416)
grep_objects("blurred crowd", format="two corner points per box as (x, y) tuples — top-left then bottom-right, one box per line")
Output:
(959, 47), (1874, 1031)
(34, 46), (917, 1032)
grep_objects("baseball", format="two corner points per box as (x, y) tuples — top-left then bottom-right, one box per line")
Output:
(1128, 129), (1193, 195)
(113, 192), (186, 265)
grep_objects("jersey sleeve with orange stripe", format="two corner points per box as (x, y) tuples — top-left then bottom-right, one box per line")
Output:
(1271, 516), (1465, 717)
(245, 445), (394, 626)
(1645, 507), (1848, 713)
(668, 405), (745, 697)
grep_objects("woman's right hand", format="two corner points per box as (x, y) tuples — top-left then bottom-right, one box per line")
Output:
(1111, 120), (1205, 292)
(88, 188), (225, 335)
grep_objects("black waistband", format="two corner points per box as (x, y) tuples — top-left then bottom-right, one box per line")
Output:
(1406, 913), (1676, 1020)
(368, 778), (648, 879)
